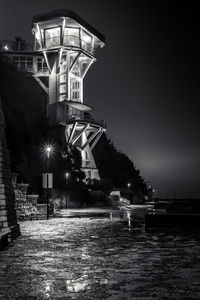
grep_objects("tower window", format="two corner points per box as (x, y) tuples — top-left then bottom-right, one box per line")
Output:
(45, 26), (61, 48)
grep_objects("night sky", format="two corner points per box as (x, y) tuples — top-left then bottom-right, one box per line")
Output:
(1, 1), (200, 198)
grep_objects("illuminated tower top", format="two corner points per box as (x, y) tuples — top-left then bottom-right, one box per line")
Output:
(32, 9), (105, 56)
(32, 10), (105, 124)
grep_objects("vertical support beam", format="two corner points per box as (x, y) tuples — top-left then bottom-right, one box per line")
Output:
(91, 35), (94, 55)
(36, 24), (44, 49)
(67, 52), (70, 100)
(62, 17), (66, 45)
(80, 27), (82, 49)
(58, 48), (63, 69)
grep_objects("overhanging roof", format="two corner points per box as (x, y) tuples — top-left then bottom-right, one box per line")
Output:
(65, 101), (93, 112)
(32, 9), (105, 43)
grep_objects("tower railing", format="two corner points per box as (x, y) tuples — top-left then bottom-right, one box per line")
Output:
(66, 114), (106, 128)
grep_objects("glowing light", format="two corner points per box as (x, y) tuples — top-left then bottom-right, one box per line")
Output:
(127, 182), (131, 188)
(41, 143), (55, 159)
(46, 146), (52, 158)
(4, 45), (8, 51)
(65, 172), (70, 179)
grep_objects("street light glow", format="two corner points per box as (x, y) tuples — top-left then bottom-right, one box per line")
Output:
(41, 143), (55, 159)
(46, 146), (51, 153)
(65, 172), (70, 179)
(46, 146), (52, 158)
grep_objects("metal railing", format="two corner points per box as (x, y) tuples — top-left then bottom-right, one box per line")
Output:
(67, 114), (106, 128)
(0, 40), (33, 52)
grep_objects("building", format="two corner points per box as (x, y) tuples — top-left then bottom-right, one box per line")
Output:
(0, 9), (106, 180)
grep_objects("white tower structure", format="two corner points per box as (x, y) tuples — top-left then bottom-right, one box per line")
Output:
(32, 10), (106, 180)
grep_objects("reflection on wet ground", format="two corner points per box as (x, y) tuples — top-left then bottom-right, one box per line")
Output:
(1, 206), (200, 299)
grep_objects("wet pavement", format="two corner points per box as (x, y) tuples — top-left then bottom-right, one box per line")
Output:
(1, 206), (200, 299)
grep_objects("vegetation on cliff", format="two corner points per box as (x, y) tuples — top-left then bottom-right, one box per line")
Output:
(0, 55), (147, 199)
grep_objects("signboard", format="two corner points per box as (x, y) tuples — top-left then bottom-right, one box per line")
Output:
(42, 173), (53, 189)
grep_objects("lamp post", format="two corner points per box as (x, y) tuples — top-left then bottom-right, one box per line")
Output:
(46, 146), (52, 220)
(127, 182), (131, 189)
(65, 172), (70, 209)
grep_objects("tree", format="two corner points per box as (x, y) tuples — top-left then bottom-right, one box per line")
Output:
(62, 144), (86, 204)
(93, 133), (148, 197)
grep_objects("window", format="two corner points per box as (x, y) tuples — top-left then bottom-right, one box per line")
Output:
(59, 95), (66, 102)
(37, 57), (47, 72)
(19, 56), (26, 69)
(59, 85), (66, 94)
(60, 74), (66, 83)
(12, 56), (19, 67)
(72, 91), (80, 100)
(82, 30), (92, 53)
(64, 27), (80, 47)
(85, 151), (88, 160)
(72, 81), (79, 89)
(45, 27), (61, 48)
(27, 57), (33, 69)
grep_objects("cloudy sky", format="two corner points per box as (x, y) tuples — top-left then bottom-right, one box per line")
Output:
(1, 0), (200, 198)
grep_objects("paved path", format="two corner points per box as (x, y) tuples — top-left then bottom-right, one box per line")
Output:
(1, 208), (200, 299)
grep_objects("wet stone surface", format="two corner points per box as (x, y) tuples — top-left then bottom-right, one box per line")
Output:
(1, 207), (200, 299)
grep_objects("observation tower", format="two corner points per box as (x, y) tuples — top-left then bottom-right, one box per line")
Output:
(32, 10), (106, 180)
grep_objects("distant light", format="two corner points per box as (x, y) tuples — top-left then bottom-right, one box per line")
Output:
(4, 45), (8, 51)
(127, 182), (131, 188)
(65, 172), (70, 179)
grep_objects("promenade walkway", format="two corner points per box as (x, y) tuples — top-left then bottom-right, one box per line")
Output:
(0, 207), (200, 299)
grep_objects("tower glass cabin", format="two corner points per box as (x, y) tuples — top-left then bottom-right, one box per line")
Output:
(32, 10), (106, 180)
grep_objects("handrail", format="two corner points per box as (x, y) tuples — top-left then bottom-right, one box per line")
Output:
(0, 40), (33, 52)
(67, 115), (106, 128)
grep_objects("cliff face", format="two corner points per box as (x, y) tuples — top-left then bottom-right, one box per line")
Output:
(0, 55), (147, 197)
(0, 97), (19, 231)
(0, 56), (70, 194)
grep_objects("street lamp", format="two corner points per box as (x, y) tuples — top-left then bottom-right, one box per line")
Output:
(127, 182), (131, 188)
(46, 146), (52, 159)
(45, 145), (52, 220)
(65, 172), (70, 209)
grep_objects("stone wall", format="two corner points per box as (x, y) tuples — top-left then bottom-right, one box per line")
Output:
(0, 98), (20, 246)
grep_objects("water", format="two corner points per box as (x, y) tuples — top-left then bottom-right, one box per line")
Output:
(1, 206), (200, 299)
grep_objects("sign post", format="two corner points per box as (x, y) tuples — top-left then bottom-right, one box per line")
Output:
(43, 173), (53, 219)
